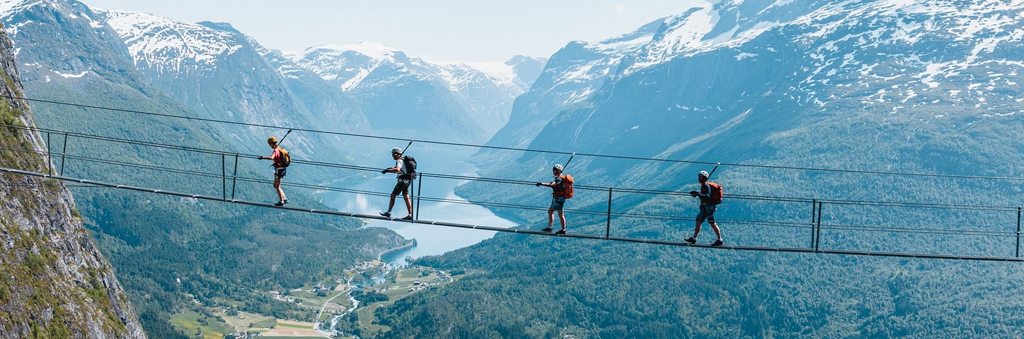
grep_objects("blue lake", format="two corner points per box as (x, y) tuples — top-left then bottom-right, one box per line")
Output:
(318, 160), (515, 266)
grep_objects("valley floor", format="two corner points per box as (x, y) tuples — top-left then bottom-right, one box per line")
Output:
(169, 259), (463, 339)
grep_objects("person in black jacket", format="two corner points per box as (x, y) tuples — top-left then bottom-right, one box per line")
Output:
(380, 147), (413, 220)
(686, 170), (723, 246)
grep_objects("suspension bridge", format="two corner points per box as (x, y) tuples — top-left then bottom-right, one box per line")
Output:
(3, 95), (1023, 262)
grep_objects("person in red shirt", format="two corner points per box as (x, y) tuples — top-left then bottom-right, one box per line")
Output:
(257, 136), (288, 206)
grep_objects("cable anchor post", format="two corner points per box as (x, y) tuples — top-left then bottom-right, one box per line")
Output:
(46, 131), (52, 176)
(815, 201), (823, 253)
(605, 187), (613, 239)
(415, 174), (423, 221)
(810, 199), (817, 249)
(60, 132), (68, 176)
(1016, 206), (1021, 258)
(231, 153), (239, 200)
(221, 154), (227, 201)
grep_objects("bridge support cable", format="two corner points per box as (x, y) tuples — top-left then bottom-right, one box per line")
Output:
(1, 165), (1022, 262)
(10, 94), (1024, 183)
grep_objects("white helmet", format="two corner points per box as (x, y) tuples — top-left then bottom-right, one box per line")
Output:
(553, 164), (564, 172)
(391, 147), (402, 154)
(698, 170), (709, 179)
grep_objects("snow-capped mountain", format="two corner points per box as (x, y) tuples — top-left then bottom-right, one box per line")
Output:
(467, 0), (1024, 232)
(482, 19), (663, 153)
(287, 43), (545, 140)
(100, 9), (242, 74)
(96, 9), (372, 161)
(0, 0), (146, 88)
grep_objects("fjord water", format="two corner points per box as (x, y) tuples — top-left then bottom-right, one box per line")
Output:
(319, 151), (515, 266)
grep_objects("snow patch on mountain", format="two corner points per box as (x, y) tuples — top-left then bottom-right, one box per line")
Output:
(0, 0), (41, 16)
(292, 42), (399, 62)
(285, 43), (401, 90)
(463, 61), (515, 85)
(626, 7), (718, 73)
(54, 70), (87, 78)
(100, 9), (242, 73)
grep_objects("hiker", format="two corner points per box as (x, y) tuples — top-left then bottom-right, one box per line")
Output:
(257, 136), (289, 207)
(536, 164), (573, 235)
(686, 170), (723, 246)
(380, 147), (414, 220)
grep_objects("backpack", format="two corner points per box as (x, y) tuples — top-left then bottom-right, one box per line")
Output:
(707, 181), (723, 205)
(277, 148), (291, 168)
(556, 174), (574, 199)
(401, 156), (417, 180)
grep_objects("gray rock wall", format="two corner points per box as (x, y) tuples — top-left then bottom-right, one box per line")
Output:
(0, 23), (146, 339)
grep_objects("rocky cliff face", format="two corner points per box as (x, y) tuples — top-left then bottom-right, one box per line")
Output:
(0, 24), (146, 339)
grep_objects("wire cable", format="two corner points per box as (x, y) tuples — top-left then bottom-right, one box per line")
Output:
(11, 94), (1024, 182)
(14, 124), (1023, 213)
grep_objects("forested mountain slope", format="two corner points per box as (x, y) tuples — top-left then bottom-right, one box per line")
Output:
(384, 1), (1024, 338)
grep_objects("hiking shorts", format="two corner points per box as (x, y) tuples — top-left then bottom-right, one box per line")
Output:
(696, 204), (717, 224)
(274, 167), (287, 178)
(549, 196), (566, 211)
(391, 179), (411, 196)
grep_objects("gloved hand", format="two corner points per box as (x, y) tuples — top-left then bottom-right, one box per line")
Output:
(257, 156), (266, 160)
(689, 190), (698, 197)
(535, 182), (542, 187)
(381, 169), (389, 174)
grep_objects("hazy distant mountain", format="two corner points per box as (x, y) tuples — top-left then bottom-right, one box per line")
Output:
(288, 43), (545, 141)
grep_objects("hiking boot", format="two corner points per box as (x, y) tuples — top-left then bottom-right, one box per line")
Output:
(712, 239), (723, 247)
(380, 212), (391, 218)
(274, 201), (285, 207)
(555, 229), (566, 235)
(685, 237), (696, 244)
(542, 227), (553, 232)
(401, 215), (413, 220)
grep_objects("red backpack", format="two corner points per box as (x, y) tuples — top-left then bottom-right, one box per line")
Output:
(556, 175), (574, 199)
(707, 182), (723, 205)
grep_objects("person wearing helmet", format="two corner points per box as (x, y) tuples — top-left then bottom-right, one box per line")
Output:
(536, 163), (569, 234)
(257, 136), (289, 207)
(686, 170), (723, 246)
(380, 147), (413, 220)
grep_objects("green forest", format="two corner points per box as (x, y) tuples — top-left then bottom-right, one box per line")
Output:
(368, 94), (1024, 338)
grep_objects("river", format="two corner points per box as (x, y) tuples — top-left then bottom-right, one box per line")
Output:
(317, 159), (515, 266)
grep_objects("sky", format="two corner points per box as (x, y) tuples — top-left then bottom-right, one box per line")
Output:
(79, 0), (704, 62)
